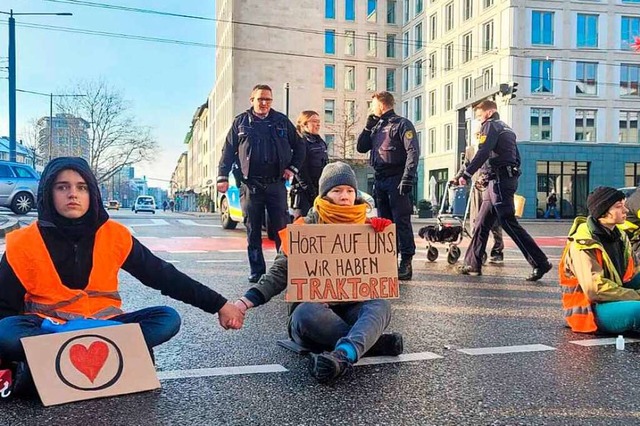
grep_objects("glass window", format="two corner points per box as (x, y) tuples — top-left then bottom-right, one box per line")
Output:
(462, 75), (472, 100)
(367, 67), (378, 91)
(324, 99), (336, 123)
(325, 30), (336, 54)
(403, 66), (410, 92)
(428, 51), (437, 79)
(576, 62), (598, 95)
(532, 11), (554, 45)
(444, 43), (453, 71)
(326, 0), (336, 19)
(621, 17), (640, 50)
(625, 163), (640, 187)
(416, 0), (424, 14)
(403, 32), (410, 58)
(325, 65), (336, 89)
(345, 0), (355, 20)
(404, 0), (410, 23)
(619, 111), (640, 143)
(444, 84), (453, 111)
(530, 108), (552, 141)
(577, 14), (598, 48)
(0, 165), (13, 178)
(444, 124), (453, 151)
(531, 60), (553, 93)
(345, 31), (356, 55)
(482, 67), (493, 89)
(13, 166), (34, 178)
(387, 0), (397, 24)
(387, 34), (396, 57)
(325, 134), (335, 156)
(367, 0), (377, 22)
(482, 21), (494, 52)
(430, 14), (437, 41)
(368, 33), (378, 56)
(415, 59), (423, 86)
(428, 128), (436, 154)
(621, 64), (640, 96)
(386, 68), (396, 92)
(415, 95), (423, 122)
(462, 32), (473, 63)
(484, 0), (494, 9)
(403, 100), (410, 118)
(429, 90), (437, 116)
(463, 0), (472, 21)
(345, 65), (355, 90)
(575, 109), (597, 141)
(415, 23), (423, 51)
(445, 3), (454, 32)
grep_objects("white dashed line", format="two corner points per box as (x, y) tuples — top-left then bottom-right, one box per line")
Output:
(355, 351), (443, 366)
(457, 344), (556, 356)
(570, 337), (640, 347)
(157, 364), (288, 380)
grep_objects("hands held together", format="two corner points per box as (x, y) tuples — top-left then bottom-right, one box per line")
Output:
(218, 302), (245, 330)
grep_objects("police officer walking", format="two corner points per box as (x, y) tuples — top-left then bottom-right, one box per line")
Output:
(291, 110), (328, 219)
(357, 91), (419, 280)
(455, 100), (551, 281)
(217, 84), (305, 283)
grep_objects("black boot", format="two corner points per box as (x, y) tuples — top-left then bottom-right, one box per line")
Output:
(398, 257), (413, 281)
(365, 332), (404, 357)
(309, 350), (353, 384)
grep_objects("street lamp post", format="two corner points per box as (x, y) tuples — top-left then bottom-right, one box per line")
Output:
(2, 9), (72, 162)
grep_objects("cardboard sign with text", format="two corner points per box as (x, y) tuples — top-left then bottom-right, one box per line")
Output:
(286, 224), (399, 302)
(21, 323), (160, 406)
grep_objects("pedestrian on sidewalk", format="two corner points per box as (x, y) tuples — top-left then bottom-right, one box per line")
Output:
(544, 192), (560, 219)
(0, 157), (244, 396)
(233, 162), (403, 384)
(454, 100), (552, 281)
(560, 186), (640, 334)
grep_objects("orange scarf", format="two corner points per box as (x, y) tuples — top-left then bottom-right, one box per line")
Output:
(313, 197), (367, 224)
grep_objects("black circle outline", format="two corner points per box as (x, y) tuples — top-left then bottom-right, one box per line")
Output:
(55, 334), (124, 391)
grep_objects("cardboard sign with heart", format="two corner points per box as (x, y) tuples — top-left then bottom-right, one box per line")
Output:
(21, 323), (160, 406)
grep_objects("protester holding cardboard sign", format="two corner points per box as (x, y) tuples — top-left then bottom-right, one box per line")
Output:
(234, 162), (403, 384)
(0, 157), (244, 395)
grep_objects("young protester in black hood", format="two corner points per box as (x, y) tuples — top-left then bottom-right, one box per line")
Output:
(0, 157), (244, 377)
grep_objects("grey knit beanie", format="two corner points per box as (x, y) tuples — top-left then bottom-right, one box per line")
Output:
(318, 161), (358, 196)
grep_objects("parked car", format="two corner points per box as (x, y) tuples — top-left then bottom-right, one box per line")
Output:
(107, 200), (120, 210)
(0, 161), (39, 215)
(217, 173), (376, 231)
(134, 195), (156, 214)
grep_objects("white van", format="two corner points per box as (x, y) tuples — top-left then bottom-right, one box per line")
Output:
(134, 195), (156, 214)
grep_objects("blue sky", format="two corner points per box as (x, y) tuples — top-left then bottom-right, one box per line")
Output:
(0, 1), (216, 189)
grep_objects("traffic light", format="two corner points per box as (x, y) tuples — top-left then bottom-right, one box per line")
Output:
(499, 83), (510, 97)
(509, 82), (519, 99)
(499, 82), (519, 100)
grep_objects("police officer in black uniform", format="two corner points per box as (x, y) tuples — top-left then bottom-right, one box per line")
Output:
(291, 110), (328, 219)
(357, 91), (419, 280)
(455, 100), (552, 281)
(217, 84), (305, 283)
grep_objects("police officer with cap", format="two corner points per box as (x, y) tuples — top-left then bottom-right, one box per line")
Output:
(217, 84), (305, 283)
(454, 100), (552, 281)
(357, 91), (419, 280)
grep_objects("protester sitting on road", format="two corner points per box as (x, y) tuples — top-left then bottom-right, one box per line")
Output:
(233, 161), (403, 384)
(0, 157), (244, 394)
(559, 186), (640, 334)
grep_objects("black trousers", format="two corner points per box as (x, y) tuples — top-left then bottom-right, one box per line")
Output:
(464, 176), (547, 270)
(241, 181), (288, 275)
(375, 174), (416, 258)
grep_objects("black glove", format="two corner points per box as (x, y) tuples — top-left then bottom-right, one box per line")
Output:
(365, 114), (380, 131)
(398, 179), (413, 196)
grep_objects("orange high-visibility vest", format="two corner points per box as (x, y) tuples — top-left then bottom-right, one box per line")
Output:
(559, 246), (634, 333)
(6, 220), (133, 323)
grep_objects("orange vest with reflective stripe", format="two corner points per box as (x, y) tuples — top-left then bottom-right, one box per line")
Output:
(559, 245), (634, 333)
(6, 220), (133, 323)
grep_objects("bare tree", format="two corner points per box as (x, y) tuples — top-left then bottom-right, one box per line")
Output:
(18, 119), (42, 168)
(56, 80), (158, 184)
(325, 107), (368, 167)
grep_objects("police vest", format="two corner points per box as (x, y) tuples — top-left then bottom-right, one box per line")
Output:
(6, 220), (133, 323)
(559, 237), (634, 333)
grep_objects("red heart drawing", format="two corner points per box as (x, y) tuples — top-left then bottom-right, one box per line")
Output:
(69, 341), (109, 384)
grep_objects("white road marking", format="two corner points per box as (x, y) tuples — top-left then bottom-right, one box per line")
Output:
(178, 219), (222, 228)
(355, 351), (443, 366)
(219, 250), (246, 253)
(164, 260), (180, 263)
(157, 364), (288, 380)
(129, 219), (170, 227)
(570, 337), (640, 347)
(196, 260), (244, 263)
(458, 344), (556, 355)
(172, 236), (202, 239)
(167, 250), (207, 254)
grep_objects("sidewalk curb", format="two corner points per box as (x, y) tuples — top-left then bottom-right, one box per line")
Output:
(0, 217), (20, 238)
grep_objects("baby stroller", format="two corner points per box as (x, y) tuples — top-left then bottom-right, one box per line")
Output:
(418, 182), (472, 264)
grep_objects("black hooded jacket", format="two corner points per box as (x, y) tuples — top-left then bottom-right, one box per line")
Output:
(0, 157), (227, 319)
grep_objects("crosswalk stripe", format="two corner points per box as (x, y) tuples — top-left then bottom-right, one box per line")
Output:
(570, 337), (640, 347)
(457, 344), (556, 355)
(157, 364), (288, 380)
(178, 219), (221, 228)
(355, 351), (442, 366)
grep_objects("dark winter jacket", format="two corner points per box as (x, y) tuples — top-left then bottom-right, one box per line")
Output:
(0, 157), (227, 319)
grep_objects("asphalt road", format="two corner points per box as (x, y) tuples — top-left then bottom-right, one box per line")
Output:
(1, 210), (638, 426)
